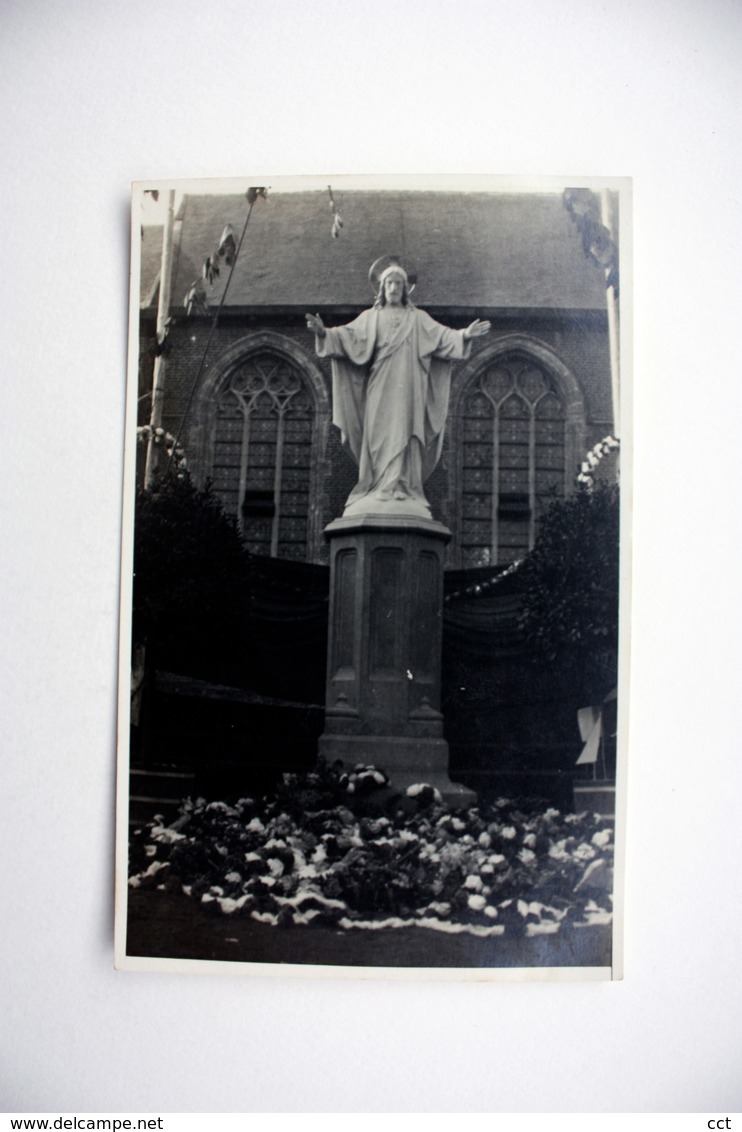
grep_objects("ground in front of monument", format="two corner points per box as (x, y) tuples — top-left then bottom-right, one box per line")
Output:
(125, 759), (615, 973)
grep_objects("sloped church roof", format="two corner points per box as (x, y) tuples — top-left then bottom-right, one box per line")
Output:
(142, 190), (609, 313)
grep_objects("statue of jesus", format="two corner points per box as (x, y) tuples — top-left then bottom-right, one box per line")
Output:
(306, 256), (490, 519)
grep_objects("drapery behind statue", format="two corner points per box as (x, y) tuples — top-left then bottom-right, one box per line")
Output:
(306, 256), (490, 519)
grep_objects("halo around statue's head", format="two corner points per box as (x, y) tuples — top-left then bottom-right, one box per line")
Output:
(368, 255), (418, 296)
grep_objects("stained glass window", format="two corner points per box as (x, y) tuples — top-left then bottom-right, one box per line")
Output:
(210, 354), (314, 561)
(459, 357), (567, 566)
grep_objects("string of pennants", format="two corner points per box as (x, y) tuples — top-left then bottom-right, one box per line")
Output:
(184, 187), (269, 317)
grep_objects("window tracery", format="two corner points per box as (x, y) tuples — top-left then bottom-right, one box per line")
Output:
(210, 354), (315, 560)
(459, 356), (568, 566)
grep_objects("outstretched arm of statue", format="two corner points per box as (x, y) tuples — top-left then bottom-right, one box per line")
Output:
(305, 312), (326, 339)
(463, 319), (492, 340)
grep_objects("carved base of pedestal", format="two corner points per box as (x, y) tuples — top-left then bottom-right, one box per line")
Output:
(319, 514), (477, 809)
(318, 734), (477, 808)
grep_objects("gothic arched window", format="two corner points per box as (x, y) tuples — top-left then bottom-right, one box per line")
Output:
(458, 356), (568, 567)
(209, 353), (317, 561)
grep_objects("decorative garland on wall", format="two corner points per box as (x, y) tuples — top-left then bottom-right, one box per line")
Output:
(137, 426), (187, 476)
(445, 437), (621, 603)
(576, 435), (620, 490)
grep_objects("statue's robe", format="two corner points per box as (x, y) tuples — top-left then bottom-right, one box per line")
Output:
(317, 306), (471, 516)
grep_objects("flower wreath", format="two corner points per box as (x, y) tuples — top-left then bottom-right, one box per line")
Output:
(137, 426), (187, 473)
(576, 435), (620, 490)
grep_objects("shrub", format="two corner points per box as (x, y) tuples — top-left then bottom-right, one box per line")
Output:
(517, 482), (619, 699)
(132, 473), (249, 682)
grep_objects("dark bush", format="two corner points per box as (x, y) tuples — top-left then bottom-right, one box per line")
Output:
(517, 482), (619, 701)
(132, 473), (250, 684)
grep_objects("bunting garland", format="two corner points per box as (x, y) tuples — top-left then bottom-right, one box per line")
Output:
(444, 558), (523, 604)
(183, 190), (267, 319)
(167, 188), (269, 470)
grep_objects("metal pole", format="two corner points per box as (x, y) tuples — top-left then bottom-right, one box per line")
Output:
(144, 190), (176, 488)
(600, 189), (621, 440)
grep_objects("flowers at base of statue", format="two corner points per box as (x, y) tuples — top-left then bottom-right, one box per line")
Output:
(338, 764), (389, 795)
(576, 435), (620, 489)
(128, 762), (616, 934)
(406, 783), (443, 809)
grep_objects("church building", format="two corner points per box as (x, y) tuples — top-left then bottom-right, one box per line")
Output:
(138, 187), (617, 566)
(133, 184), (621, 804)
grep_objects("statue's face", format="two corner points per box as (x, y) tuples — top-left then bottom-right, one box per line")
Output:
(383, 273), (405, 306)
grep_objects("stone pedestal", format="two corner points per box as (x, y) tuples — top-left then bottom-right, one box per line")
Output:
(318, 515), (476, 806)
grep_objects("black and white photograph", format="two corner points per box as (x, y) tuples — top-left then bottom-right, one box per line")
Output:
(5, 0), (742, 1116)
(117, 174), (629, 978)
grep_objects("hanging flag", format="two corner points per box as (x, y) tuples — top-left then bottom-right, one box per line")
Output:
(202, 255), (220, 285)
(328, 185), (343, 238)
(184, 278), (209, 318)
(576, 705), (602, 765)
(216, 224), (236, 266)
(563, 188), (619, 295)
